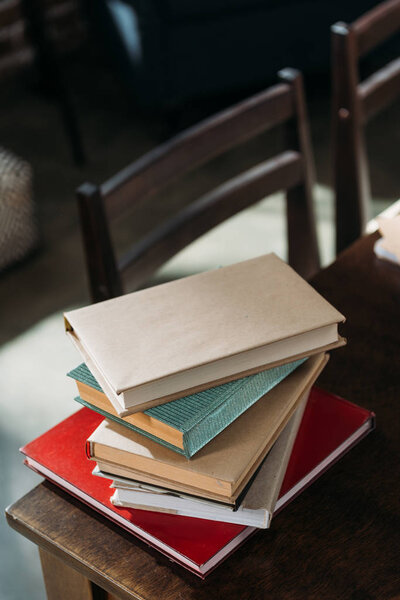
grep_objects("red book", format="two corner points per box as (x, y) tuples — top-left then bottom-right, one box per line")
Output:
(21, 387), (374, 577)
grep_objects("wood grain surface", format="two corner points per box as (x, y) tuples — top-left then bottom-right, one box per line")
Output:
(6, 232), (400, 599)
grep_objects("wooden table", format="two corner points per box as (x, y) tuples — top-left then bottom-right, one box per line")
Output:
(6, 233), (400, 599)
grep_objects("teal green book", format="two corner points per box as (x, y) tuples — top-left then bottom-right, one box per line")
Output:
(68, 358), (306, 458)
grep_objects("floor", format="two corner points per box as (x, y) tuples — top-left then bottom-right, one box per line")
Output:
(0, 48), (398, 600)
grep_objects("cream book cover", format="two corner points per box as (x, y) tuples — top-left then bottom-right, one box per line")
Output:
(87, 354), (327, 503)
(65, 254), (344, 415)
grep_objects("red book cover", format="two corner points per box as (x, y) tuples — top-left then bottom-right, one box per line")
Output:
(21, 387), (374, 577)
(276, 387), (375, 511)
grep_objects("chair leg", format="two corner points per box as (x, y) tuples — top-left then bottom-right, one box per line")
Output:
(287, 182), (320, 280)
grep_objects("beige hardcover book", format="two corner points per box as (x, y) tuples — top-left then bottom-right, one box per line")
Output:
(109, 392), (309, 528)
(87, 354), (327, 503)
(65, 253), (344, 415)
(240, 392), (309, 518)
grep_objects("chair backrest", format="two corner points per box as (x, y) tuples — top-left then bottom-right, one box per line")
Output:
(77, 68), (320, 303)
(331, 0), (400, 253)
(0, 0), (83, 80)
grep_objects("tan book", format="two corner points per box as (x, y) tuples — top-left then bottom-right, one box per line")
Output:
(87, 353), (328, 504)
(65, 253), (344, 415)
(109, 394), (309, 528)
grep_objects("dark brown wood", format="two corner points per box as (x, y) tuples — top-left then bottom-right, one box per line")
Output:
(359, 56), (400, 122)
(39, 548), (97, 600)
(331, 0), (400, 254)
(79, 69), (320, 301)
(279, 69), (320, 280)
(119, 151), (304, 290)
(331, 22), (370, 254)
(0, 47), (32, 78)
(0, 19), (26, 56)
(77, 183), (123, 303)
(0, 0), (23, 27)
(353, 0), (400, 57)
(0, 2), (33, 80)
(0, 1), (84, 73)
(0, 0), (86, 165)
(101, 83), (294, 219)
(6, 232), (400, 598)
(21, 0), (86, 166)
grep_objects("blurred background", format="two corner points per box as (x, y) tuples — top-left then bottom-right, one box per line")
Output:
(0, 1), (398, 598)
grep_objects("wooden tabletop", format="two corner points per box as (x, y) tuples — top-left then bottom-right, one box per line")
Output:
(6, 233), (400, 599)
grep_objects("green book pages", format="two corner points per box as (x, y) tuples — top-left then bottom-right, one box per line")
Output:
(68, 358), (306, 458)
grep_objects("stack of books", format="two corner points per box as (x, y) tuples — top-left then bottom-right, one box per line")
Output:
(21, 254), (375, 577)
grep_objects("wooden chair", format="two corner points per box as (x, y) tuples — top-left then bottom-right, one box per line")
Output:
(77, 68), (320, 304)
(331, 0), (400, 254)
(0, 0), (86, 165)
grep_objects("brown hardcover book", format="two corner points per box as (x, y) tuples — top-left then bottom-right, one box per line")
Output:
(87, 354), (327, 504)
(65, 254), (344, 415)
(109, 395), (308, 528)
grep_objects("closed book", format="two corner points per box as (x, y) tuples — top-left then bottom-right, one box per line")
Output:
(69, 358), (305, 458)
(64, 253), (345, 415)
(20, 388), (375, 577)
(87, 354), (327, 504)
(109, 395), (308, 528)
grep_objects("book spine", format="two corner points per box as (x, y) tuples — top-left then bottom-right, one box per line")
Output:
(75, 397), (189, 457)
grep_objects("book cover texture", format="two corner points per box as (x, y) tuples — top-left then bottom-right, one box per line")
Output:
(69, 358), (305, 457)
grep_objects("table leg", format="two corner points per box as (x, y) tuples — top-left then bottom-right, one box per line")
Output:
(39, 548), (108, 599)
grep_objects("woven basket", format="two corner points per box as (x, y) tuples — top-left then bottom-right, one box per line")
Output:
(0, 147), (38, 271)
